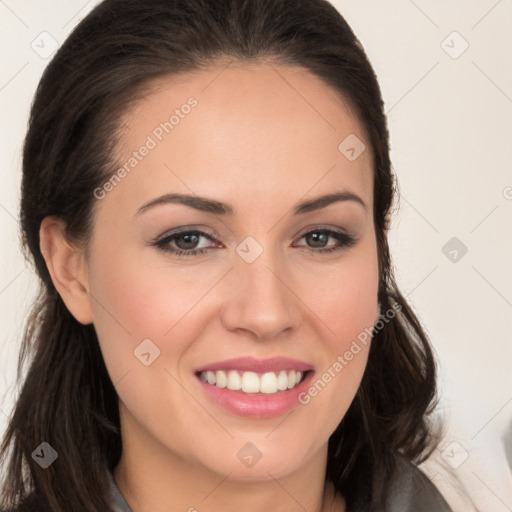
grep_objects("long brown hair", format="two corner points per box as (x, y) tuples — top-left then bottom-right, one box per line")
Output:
(1, 1), (440, 510)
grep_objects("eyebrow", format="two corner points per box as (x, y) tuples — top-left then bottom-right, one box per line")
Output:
(134, 190), (367, 218)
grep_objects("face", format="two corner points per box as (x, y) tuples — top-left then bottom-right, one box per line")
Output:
(84, 62), (380, 480)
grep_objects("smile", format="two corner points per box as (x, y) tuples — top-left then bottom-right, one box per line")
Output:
(197, 369), (306, 394)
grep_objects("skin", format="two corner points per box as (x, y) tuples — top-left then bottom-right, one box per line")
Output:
(40, 60), (380, 512)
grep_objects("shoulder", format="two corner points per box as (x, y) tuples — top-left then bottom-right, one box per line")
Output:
(384, 455), (453, 512)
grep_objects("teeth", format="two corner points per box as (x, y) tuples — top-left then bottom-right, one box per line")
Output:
(287, 370), (296, 389)
(227, 370), (241, 390)
(241, 372), (260, 393)
(199, 369), (305, 394)
(276, 370), (289, 390)
(216, 369), (227, 388)
(260, 372), (277, 394)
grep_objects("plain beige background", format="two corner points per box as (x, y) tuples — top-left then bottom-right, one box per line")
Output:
(0, 1), (511, 510)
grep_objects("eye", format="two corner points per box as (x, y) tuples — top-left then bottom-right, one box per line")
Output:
(151, 227), (357, 258)
(293, 229), (357, 254)
(152, 229), (220, 257)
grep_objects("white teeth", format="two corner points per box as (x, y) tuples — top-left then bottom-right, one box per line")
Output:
(198, 369), (305, 394)
(227, 370), (241, 390)
(216, 370), (227, 388)
(287, 370), (296, 389)
(276, 370), (289, 391)
(260, 372), (277, 394)
(241, 372), (260, 393)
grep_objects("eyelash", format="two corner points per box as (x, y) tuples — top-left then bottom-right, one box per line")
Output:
(152, 228), (357, 258)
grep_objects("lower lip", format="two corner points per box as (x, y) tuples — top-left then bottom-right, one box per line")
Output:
(195, 371), (314, 418)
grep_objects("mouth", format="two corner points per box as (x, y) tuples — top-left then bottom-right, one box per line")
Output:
(195, 368), (311, 395)
(193, 356), (315, 418)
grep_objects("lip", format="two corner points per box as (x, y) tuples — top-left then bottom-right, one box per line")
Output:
(195, 369), (315, 418)
(194, 356), (314, 374)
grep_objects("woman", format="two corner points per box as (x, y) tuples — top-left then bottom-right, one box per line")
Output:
(0, 0), (453, 510)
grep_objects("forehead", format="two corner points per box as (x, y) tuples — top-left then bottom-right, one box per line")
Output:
(107, 62), (373, 217)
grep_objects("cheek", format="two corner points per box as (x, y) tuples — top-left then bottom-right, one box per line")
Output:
(86, 243), (229, 395)
(299, 242), (379, 401)
(86, 245), (192, 387)
(88, 247), (193, 337)
(296, 259), (378, 442)
(325, 267), (379, 342)
(313, 264), (377, 384)
(307, 248), (380, 348)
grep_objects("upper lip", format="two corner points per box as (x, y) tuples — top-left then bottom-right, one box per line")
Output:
(195, 356), (314, 374)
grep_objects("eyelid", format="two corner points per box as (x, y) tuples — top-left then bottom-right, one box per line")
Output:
(151, 225), (356, 258)
(152, 226), (220, 244)
(293, 228), (357, 249)
(294, 224), (350, 238)
(153, 225), (351, 244)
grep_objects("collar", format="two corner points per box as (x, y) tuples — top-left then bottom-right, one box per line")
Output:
(107, 470), (133, 512)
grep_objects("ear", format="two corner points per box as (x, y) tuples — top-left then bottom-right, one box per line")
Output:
(39, 216), (93, 325)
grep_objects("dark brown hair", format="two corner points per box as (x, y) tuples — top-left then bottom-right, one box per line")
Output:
(0, 1), (440, 510)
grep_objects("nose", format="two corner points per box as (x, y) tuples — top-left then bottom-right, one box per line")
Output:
(220, 251), (302, 341)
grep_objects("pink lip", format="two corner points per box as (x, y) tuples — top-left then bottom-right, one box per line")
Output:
(195, 369), (315, 418)
(194, 356), (314, 374)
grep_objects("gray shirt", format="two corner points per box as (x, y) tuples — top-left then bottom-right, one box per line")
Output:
(107, 458), (453, 512)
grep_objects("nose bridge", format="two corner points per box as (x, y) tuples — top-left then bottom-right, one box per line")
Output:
(221, 237), (301, 339)
(241, 252), (285, 300)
